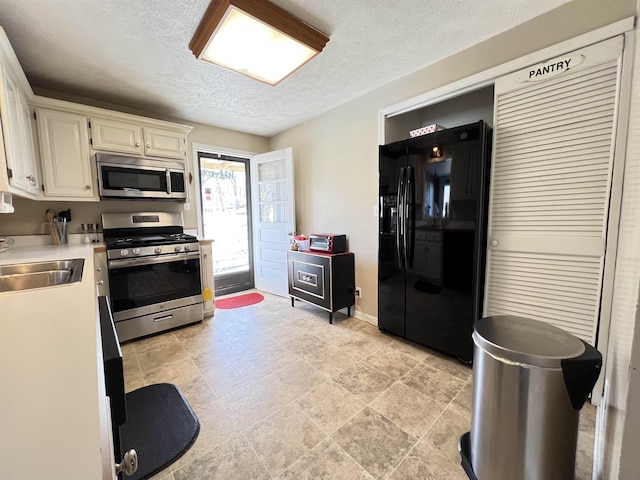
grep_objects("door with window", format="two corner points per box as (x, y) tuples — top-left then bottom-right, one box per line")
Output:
(250, 147), (295, 297)
(199, 152), (254, 296)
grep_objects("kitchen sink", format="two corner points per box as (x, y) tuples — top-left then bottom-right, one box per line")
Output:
(0, 258), (85, 293)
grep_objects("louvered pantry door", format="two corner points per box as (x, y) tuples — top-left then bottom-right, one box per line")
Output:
(484, 36), (624, 344)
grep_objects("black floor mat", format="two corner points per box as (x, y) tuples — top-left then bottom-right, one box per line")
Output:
(119, 383), (200, 480)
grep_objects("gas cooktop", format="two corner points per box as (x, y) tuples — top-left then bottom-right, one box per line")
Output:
(105, 233), (197, 249)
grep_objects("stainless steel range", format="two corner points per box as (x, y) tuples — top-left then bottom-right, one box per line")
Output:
(102, 212), (203, 342)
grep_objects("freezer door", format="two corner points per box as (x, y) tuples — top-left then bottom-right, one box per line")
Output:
(378, 142), (407, 337)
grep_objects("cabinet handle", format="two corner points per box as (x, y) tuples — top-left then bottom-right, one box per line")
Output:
(115, 449), (138, 476)
(135, 142), (140, 147)
(97, 280), (104, 285)
(85, 185), (91, 190)
(146, 143), (151, 148)
(26, 175), (36, 184)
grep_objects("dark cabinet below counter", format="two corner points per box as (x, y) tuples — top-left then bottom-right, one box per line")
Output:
(287, 250), (355, 323)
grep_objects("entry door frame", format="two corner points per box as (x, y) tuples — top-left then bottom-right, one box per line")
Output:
(198, 151), (255, 296)
(191, 143), (257, 239)
(192, 143), (258, 296)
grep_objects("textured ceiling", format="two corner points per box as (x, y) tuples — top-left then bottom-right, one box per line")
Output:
(0, 0), (570, 137)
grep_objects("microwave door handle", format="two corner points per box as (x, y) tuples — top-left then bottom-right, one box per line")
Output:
(166, 169), (171, 195)
(396, 167), (405, 269)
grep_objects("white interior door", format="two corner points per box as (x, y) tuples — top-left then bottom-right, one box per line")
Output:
(484, 36), (623, 345)
(250, 147), (295, 297)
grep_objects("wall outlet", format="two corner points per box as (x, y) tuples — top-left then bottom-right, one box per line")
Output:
(355, 287), (362, 298)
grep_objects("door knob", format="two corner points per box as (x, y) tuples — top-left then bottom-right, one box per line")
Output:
(115, 449), (138, 476)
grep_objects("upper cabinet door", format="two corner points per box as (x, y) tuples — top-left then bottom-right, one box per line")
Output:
(143, 126), (186, 159)
(17, 92), (38, 195)
(90, 117), (143, 155)
(0, 65), (38, 195)
(37, 108), (94, 198)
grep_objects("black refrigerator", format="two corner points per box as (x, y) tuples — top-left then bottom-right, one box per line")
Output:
(378, 121), (492, 362)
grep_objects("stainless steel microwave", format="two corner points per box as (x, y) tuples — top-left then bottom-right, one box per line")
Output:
(96, 153), (187, 200)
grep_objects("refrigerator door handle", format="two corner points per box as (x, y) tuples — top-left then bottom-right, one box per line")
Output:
(396, 167), (405, 269)
(405, 166), (414, 268)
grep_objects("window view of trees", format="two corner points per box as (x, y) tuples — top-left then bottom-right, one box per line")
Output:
(201, 161), (250, 275)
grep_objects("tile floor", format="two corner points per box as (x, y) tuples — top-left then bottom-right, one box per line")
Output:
(121, 291), (597, 480)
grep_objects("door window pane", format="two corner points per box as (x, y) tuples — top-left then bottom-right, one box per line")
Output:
(260, 203), (286, 223)
(200, 157), (250, 275)
(258, 159), (285, 181)
(259, 181), (286, 202)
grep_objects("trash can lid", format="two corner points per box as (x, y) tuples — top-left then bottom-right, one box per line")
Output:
(473, 315), (585, 368)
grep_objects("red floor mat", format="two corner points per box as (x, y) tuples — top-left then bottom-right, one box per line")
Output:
(215, 292), (264, 309)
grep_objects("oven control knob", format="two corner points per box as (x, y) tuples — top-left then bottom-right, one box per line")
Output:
(174, 245), (183, 252)
(120, 249), (129, 257)
(132, 248), (141, 256)
(184, 244), (191, 251)
(154, 247), (162, 254)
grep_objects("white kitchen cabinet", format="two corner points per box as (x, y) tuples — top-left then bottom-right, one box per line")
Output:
(0, 64), (39, 197)
(90, 117), (144, 155)
(90, 117), (186, 159)
(0, 245), (113, 480)
(143, 126), (187, 159)
(36, 108), (95, 198)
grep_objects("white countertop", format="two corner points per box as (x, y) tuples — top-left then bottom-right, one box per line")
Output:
(0, 242), (111, 480)
(0, 242), (99, 264)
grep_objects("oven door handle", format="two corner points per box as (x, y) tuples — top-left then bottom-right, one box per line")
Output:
(108, 252), (201, 268)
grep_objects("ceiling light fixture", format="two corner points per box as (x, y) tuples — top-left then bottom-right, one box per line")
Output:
(189, 0), (329, 85)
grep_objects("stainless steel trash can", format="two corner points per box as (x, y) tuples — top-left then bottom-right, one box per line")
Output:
(460, 315), (601, 480)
